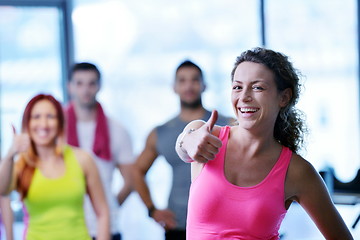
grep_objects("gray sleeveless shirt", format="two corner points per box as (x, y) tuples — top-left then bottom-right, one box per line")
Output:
(155, 110), (231, 229)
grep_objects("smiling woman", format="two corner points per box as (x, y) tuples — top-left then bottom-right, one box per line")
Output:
(231, 61), (292, 139)
(0, 94), (110, 240)
(27, 99), (61, 150)
(175, 47), (353, 240)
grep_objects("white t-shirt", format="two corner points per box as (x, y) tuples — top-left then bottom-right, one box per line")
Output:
(77, 118), (134, 236)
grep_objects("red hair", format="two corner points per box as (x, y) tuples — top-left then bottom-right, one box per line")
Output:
(15, 94), (65, 199)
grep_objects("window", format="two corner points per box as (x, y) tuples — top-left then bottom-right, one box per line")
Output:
(72, 1), (260, 238)
(0, 1), (72, 238)
(266, 0), (359, 181)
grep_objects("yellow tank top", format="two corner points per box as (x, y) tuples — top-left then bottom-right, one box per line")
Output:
(24, 145), (91, 240)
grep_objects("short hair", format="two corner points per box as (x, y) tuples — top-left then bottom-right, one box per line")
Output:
(68, 62), (101, 82)
(175, 60), (204, 82)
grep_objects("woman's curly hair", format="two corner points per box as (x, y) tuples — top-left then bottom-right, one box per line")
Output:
(231, 47), (307, 153)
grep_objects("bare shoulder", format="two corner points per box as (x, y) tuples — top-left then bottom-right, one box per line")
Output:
(286, 153), (322, 200)
(133, 128), (159, 168)
(186, 119), (206, 129)
(288, 153), (316, 176)
(70, 147), (95, 172)
(143, 128), (158, 152)
(147, 128), (157, 143)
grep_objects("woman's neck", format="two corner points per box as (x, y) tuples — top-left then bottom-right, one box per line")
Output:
(35, 145), (57, 161)
(231, 125), (279, 157)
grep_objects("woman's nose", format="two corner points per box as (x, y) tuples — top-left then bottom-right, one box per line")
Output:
(39, 117), (49, 126)
(241, 90), (252, 102)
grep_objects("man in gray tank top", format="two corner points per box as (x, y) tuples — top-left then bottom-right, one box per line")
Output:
(133, 60), (232, 240)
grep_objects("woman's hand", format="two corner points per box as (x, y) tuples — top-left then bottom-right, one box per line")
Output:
(0, 125), (29, 195)
(180, 110), (222, 163)
(8, 125), (30, 158)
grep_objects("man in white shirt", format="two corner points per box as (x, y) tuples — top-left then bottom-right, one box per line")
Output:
(65, 62), (134, 240)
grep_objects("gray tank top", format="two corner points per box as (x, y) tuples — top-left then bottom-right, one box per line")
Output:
(155, 110), (231, 229)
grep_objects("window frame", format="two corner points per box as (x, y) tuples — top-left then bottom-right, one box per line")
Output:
(0, 0), (74, 153)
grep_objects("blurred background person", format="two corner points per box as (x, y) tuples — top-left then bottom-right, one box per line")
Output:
(0, 94), (109, 240)
(65, 63), (134, 240)
(132, 60), (233, 240)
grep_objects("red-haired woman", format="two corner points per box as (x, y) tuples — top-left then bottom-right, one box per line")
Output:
(0, 94), (110, 240)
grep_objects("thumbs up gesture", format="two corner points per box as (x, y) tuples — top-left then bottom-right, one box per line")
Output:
(180, 110), (222, 163)
(8, 125), (31, 158)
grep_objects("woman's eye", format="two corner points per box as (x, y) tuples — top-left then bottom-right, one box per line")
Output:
(232, 86), (242, 90)
(253, 86), (264, 91)
(31, 114), (40, 119)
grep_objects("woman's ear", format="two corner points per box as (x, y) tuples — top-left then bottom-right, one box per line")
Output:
(279, 88), (292, 108)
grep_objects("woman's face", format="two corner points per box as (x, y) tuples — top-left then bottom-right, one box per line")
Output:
(28, 99), (59, 147)
(231, 61), (290, 132)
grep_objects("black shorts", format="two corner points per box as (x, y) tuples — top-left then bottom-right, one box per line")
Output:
(165, 229), (186, 240)
(92, 233), (121, 240)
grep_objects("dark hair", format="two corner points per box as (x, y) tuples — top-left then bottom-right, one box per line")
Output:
(68, 62), (101, 83)
(231, 47), (307, 153)
(16, 94), (64, 199)
(175, 60), (204, 82)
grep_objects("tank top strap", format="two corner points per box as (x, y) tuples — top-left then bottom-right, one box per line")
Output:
(270, 146), (292, 177)
(63, 145), (74, 162)
(266, 146), (292, 186)
(63, 145), (85, 178)
(277, 146), (292, 169)
(206, 126), (231, 169)
(218, 125), (231, 142)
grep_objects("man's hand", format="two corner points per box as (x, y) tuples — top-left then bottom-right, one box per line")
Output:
(151, 208), (177, 231)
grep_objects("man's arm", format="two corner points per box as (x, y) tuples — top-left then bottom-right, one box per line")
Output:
(0, 196), (14, 240)
(116, 163), (133, 205)
(132, 129), (176, 230)
(132, 129), (159, 211)
(112, 121), (135, 205)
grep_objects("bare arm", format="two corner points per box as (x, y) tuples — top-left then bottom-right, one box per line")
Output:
(132, 129), (176, 230)
(116, 163), (133, 205)
(0, 152), (16, 196)
(287, 155), (353, 240)
(0, 132), (30, 195)
(175, 110), (222, 164)
(0, 196), (14, 240)
(114, 124), (134, 205)
(77, 150), (110, 240)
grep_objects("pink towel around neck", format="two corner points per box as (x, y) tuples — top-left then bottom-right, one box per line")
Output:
(65, 102), (111, 161)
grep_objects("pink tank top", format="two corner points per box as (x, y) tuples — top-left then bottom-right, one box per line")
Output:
(187, 126), (292, 240)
